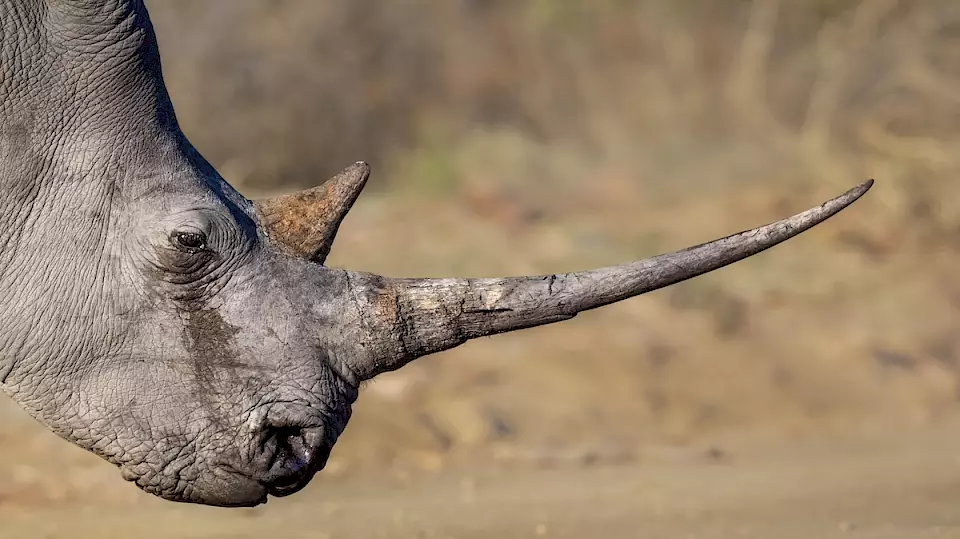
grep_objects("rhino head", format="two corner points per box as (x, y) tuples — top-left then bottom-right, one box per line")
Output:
(0, 0), (872, 507)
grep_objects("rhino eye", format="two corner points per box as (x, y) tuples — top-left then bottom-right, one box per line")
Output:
(171, 231), (207, 252)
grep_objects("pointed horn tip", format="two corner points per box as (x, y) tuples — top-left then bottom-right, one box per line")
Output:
(851, 178), (874, 197)
(333, 161), (372, 188)
(325, 161), (372, 197)
(346, 161), (372, 178)
(821, 178), (873, 214)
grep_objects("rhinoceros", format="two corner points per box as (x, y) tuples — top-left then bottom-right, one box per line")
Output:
(0, 0), (872, 507)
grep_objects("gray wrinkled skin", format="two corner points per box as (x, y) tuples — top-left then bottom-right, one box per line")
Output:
(0, 0), (871, 508)
(0, 0), (363, 506)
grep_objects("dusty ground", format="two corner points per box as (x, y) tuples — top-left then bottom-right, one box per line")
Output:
(3, 407), (960, 538)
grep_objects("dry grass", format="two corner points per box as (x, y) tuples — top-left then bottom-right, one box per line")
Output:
(57, 0), (960, 478)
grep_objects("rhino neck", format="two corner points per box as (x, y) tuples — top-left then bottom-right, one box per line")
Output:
(0, 0), (180, 175)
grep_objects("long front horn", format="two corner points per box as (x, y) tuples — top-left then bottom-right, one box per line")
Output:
(256, 162), (371, 264)
(347, 180), (873, 380)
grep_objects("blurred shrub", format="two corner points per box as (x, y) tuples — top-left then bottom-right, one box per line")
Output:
(152, 1), (958, 205)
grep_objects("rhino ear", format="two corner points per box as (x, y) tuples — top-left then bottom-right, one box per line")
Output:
(254, 162), (371, 264)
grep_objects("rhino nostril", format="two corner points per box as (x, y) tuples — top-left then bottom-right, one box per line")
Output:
(259, 424), (326, 490)
(268, 427), (309, 473)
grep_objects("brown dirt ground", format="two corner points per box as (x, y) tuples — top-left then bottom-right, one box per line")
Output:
(3, 405), (960, 538)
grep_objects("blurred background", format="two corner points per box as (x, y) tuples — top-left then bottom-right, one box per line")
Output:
(4, 0), (960, 537)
